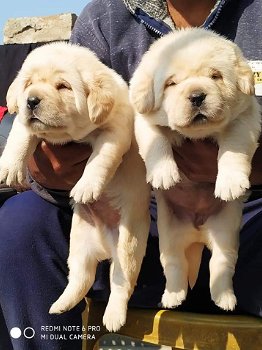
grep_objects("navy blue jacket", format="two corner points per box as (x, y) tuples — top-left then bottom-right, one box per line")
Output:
(70, 0), (262, 108)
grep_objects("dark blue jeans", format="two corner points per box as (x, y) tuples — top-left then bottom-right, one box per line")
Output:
(0, 190), (261, 350)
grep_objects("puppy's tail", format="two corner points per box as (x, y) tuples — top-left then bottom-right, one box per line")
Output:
(49, 260), (97, 314)
(186, 242), (204, 289)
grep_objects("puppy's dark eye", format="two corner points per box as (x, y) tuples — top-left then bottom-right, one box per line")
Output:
(25, 80), (32, 88)
(210, 70), (222, 80)
(165, 79), (177, 87)
(56, 82), (72, 90)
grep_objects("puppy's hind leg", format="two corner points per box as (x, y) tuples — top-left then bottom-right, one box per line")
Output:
(102, 196), (150, 332)
(156, 191), (191, 308)
(49, 204), (108, 314)
(206, 201), (242, 311)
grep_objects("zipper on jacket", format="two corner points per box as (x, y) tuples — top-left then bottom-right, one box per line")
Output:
(139, 18), (165, 36)
(204, 0), (228, 29)
(133, 8), (172, 37)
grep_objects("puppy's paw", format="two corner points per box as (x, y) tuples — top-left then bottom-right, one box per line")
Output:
(147, 160), (180, 190)
(103, 302), (127, 332)
(70, 178), (103, 204)
(0, 158), (26, 187)
(161, 289), (187, 309)
(215, 171), (250, 201)
(212, 290), (237, 311)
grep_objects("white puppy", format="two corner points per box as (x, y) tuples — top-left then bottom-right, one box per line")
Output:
(130, 28), (261, 311)
(0, 42), (150, 331)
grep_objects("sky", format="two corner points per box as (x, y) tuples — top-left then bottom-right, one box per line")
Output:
(0, 0), (90, 44)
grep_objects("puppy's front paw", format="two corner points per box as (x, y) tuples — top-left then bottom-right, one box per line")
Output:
(161, 289), (187, 309)
(215, 171), (250, 201)
(70, 178), (103, 204)
(147, 160), (180, 190)
(103, 302), (127, 332)
(0, 158), (26, 186)
(212, 290), (237, 311)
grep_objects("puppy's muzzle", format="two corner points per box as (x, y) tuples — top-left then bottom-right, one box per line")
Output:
(27, 96), (41, 110)
(188, 92), (206, 107)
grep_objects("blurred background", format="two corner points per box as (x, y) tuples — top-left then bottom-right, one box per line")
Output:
(0, 0), (90, 44)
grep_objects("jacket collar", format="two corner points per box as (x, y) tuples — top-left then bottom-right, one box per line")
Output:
(122, 0), (168, 20)
(122, 0), (230, 32)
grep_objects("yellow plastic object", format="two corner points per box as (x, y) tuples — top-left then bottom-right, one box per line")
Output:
(85, 299), (262, 350)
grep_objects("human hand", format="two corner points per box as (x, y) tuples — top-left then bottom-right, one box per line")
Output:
(173, 137), (262, 187)
(28, 141), (93, 191)
(173, 139), (218, 184)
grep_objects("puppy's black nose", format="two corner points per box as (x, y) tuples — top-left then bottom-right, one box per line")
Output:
(189, 92), (206, 107)
(27, 96), (41, 110)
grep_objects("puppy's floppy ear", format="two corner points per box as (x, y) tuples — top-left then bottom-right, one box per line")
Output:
(130, 42), (169, 114)
(85, 71), (115, 125)
(6, 76), (20, 114)
(129, 72), (156, 114)
(130, 62), (165, 114)
(235, 47), (255, 95)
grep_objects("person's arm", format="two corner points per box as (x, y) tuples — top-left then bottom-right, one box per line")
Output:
(250, 139), (262, 186)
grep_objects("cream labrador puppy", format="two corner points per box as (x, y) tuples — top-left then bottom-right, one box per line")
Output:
(0, 42), (150, 331)
(130, 28), (261, 311)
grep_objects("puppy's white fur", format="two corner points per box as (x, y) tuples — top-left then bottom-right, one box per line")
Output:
(0, 42), (150, 331)
(130, 28), (261, 310)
